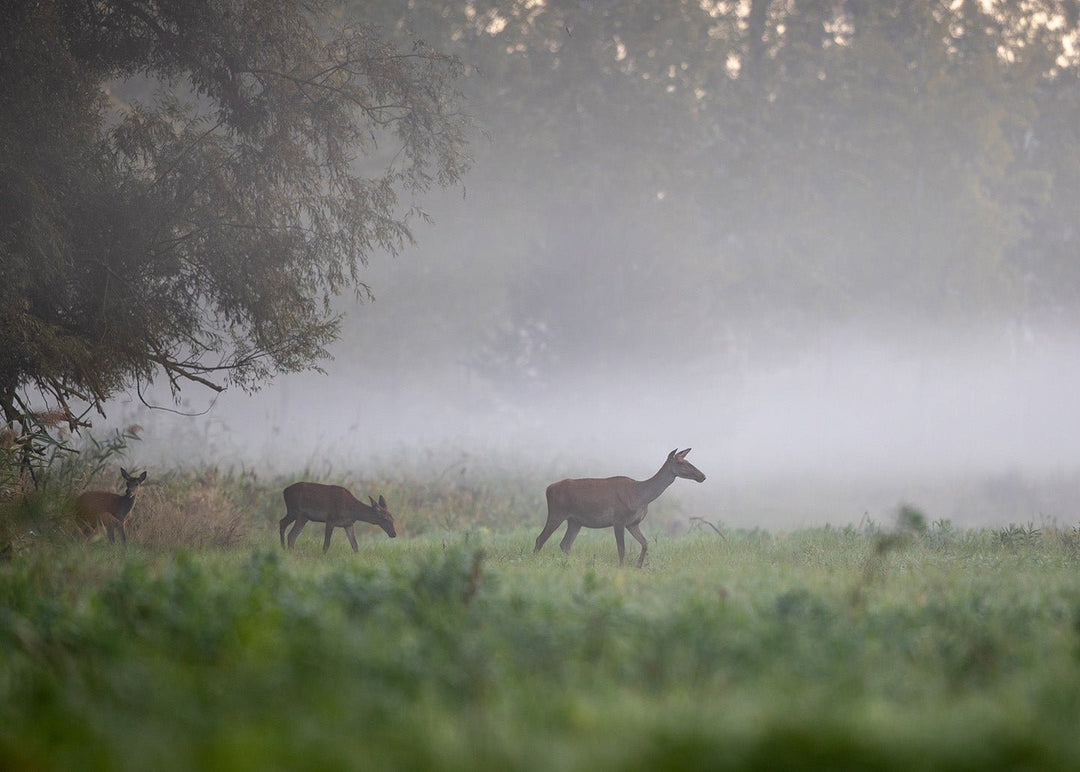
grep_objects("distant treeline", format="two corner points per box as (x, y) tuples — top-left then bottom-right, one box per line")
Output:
(340, 0), (1080, 389)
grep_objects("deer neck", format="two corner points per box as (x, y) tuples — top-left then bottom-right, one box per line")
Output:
(634, 465), (677, 508)
(117, 490), (137, 519)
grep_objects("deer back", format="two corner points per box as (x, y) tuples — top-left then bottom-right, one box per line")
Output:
(285, 483), (353, 522)
(75, 491), (131, 528)
(547, 476), (640, 521)
(79, 491), (133, 518)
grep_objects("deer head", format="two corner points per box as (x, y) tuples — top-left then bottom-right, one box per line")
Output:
(666, 448), (706, 482)
(368, 495), (396, 538)
(120, 468), (147, 495)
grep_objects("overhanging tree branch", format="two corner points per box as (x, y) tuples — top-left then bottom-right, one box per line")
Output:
(1, 0), (470, 480)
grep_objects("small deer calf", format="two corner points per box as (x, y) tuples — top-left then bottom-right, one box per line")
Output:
(75, 468), (147, 544)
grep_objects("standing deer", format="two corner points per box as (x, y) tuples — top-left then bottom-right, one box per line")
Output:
(534, 448), (706, 568)
(280, 482), (396, 553)
(74, 468), (147, 544)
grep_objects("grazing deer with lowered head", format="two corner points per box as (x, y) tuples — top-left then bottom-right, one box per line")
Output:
(280, 482), (396, 553)
(75, 468), (147, 544)
(534, 448), (705, 568)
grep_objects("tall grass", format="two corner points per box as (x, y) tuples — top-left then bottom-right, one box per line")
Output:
(3, 460), (1080, 768)
(126, 477), (248, 549)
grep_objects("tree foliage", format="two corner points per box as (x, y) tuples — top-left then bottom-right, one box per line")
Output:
(0, 0), (470, 448)
(349, 0), (1080, 391)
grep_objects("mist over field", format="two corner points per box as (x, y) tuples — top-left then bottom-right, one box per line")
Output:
(103, 265), (1080, 530)
(71, 1), (1080, 529)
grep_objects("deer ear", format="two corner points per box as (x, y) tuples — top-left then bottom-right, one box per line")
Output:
(369, 496), (377, 507)
(678, 448), (691, 457)
(138, 471), (147, 482)
(668, 448), (678, 459)
(378, 495), (387, 508)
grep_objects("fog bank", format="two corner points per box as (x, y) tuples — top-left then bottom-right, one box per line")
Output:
(97, 328), (1080, 529)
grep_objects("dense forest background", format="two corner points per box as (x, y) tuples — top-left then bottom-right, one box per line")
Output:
(343, 0), (1080, 382)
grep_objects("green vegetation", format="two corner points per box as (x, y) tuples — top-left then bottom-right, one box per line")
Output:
(3, 465), (1080, 770)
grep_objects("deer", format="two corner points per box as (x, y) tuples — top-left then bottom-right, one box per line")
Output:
(534, 448), (706, 568)
(280, 482), (396, 553)
(74, 468), (147, 544)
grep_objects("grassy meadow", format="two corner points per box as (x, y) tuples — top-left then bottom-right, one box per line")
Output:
(3, 460), (1080, 770)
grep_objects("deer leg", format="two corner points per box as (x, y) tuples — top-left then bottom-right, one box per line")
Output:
(614, 525), (626, 565)
(279, 511), (296, 548)
(106, 517), (124, 544)
(116, 521), (127, 546)
(323, 521), (335, 553)
(534, 511), (565, 553)
(628, 523), (648, 568)
(559, 521), (582, 554)
(286, 517), (307, 549)
(344, 524), (359, 553)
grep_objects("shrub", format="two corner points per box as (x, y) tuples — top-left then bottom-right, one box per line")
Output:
(126, 480), (247, 549)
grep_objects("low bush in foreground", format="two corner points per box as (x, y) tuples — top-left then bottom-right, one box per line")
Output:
(2, 523), (1080, 770)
